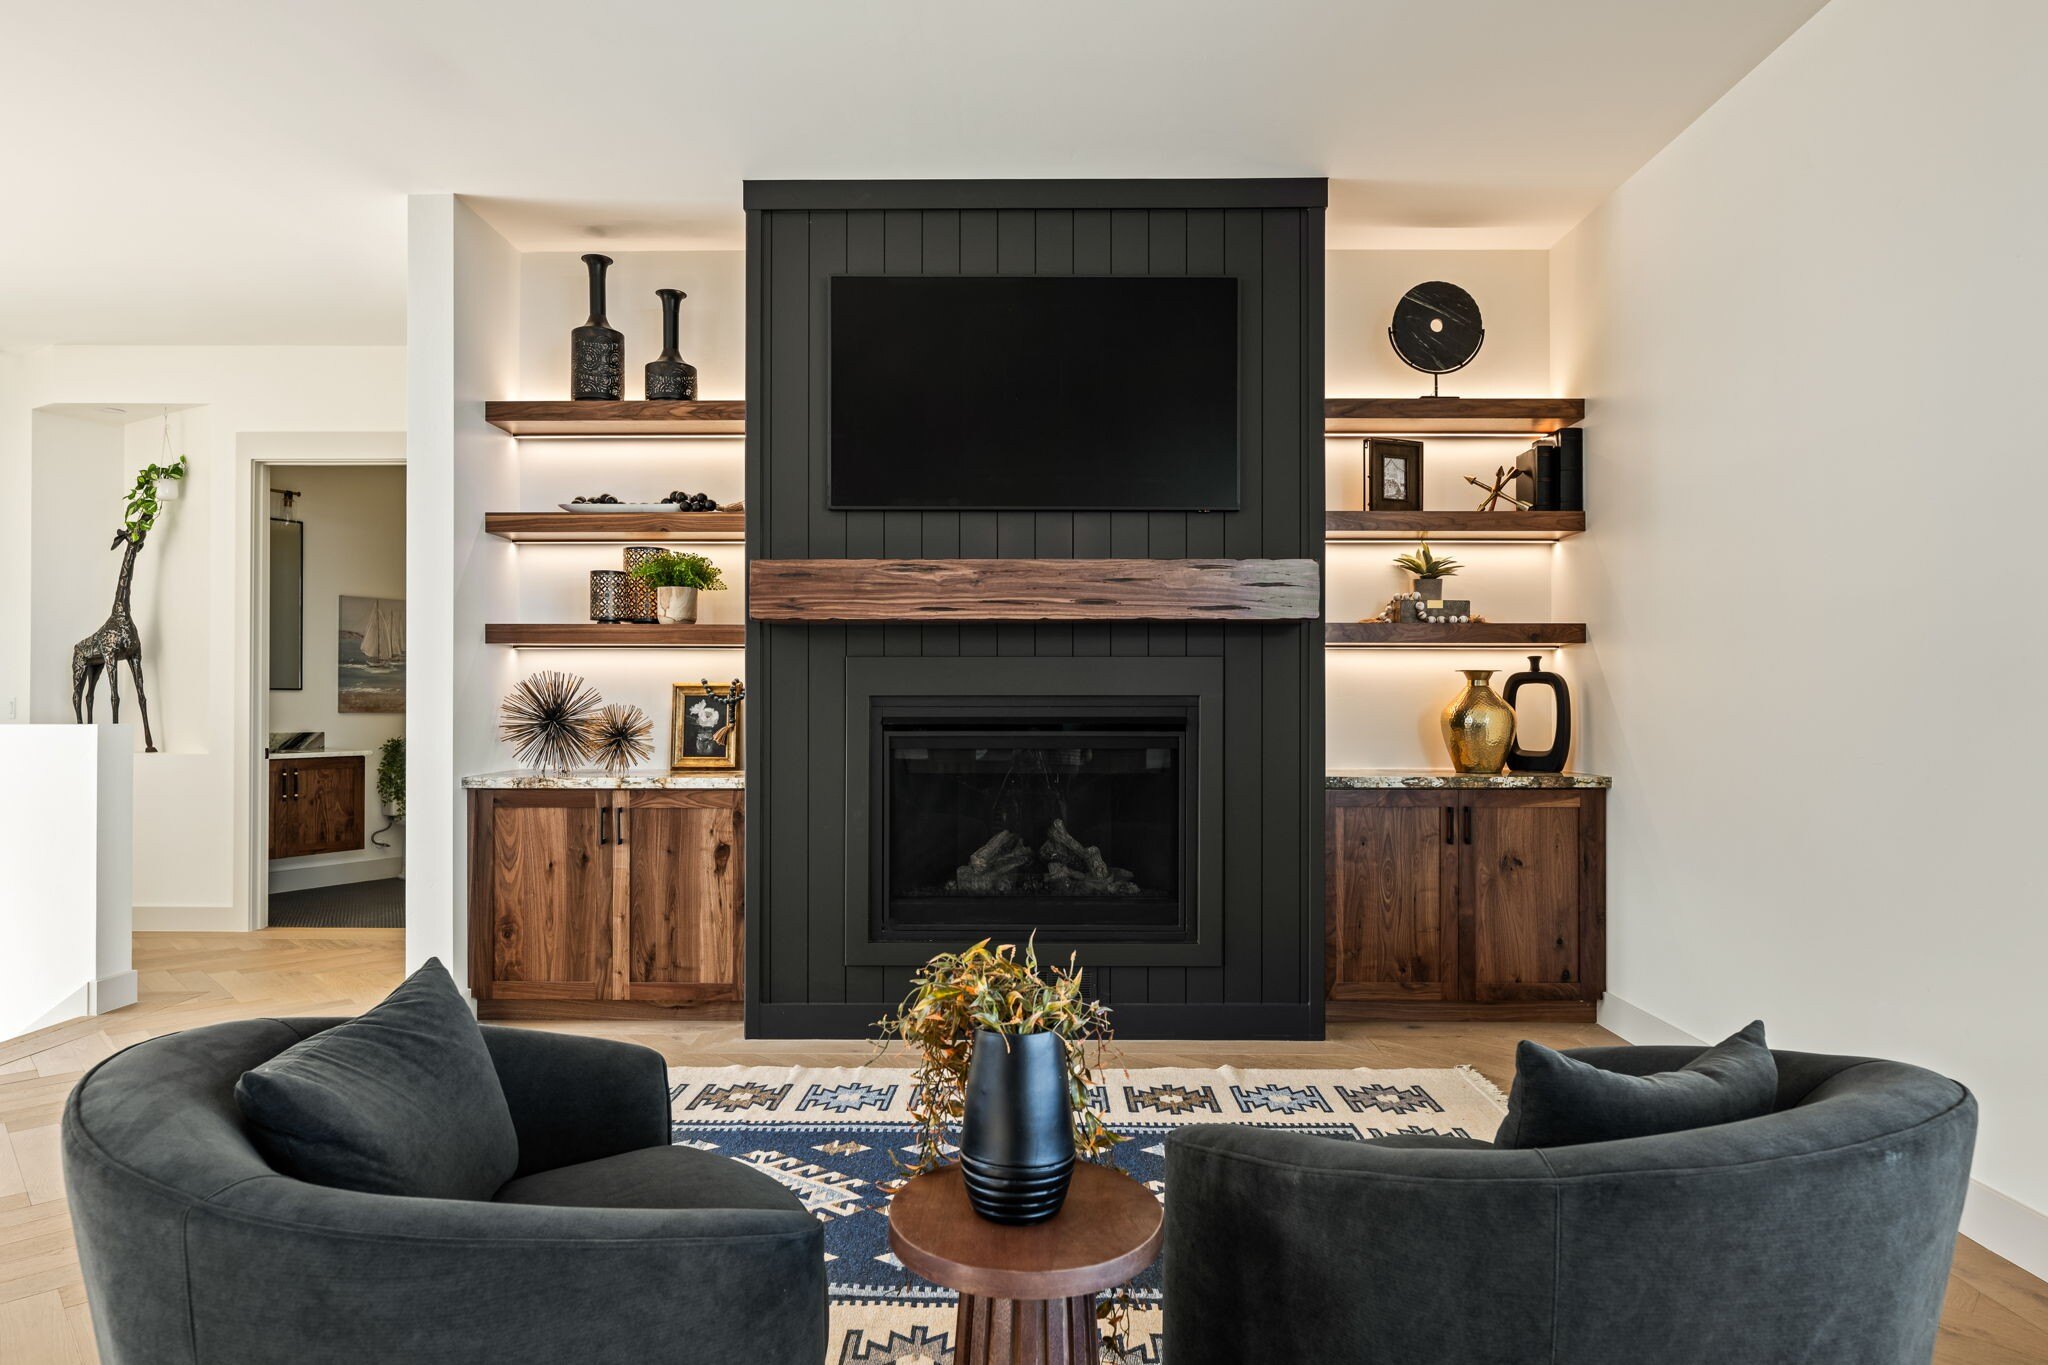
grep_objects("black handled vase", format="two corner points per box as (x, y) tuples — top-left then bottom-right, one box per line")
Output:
(960, 1029), (1075, 1224)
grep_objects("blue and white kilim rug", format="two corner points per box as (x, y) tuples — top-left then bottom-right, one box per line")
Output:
(668, 1065), (1508, 1364)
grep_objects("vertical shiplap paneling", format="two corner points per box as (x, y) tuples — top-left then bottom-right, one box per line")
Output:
(804, 211), (851, 1005)
(1219, 207), (1267, 1006)
(956, 210), (1002, 658)
(919, 210), (964, 658)
(1259, 210), (1306, 1005)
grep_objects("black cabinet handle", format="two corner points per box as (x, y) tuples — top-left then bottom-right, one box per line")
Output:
(1462, 807), (1473, 845)
(617, 806), (629, 846)
(600, 807), (612, 845)
(1443, 805), (1455, 845)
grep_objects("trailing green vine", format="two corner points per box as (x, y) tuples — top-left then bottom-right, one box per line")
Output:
(123, 456), (188, 541)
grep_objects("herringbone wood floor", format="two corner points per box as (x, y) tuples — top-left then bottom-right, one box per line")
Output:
(3, 929), (2044, 1362)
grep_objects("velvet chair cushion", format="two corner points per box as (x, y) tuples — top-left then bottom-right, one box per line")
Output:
(1494, 1020), (1778, 1149)
(235, 958), (519, 1199)
(496, 1144), (808, 1214)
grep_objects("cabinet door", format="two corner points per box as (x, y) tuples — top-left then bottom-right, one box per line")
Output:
(1326, 792), (1459, 1001)
(292, 757), (364, 856)
(474, 791), (615, 1002)
(267, 762), (302, 859)
(619, 791), (742, 1004)
(1466, 793), (1587, 1003)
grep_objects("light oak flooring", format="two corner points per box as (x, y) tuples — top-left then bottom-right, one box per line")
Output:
(2, 928), (2043, 1363)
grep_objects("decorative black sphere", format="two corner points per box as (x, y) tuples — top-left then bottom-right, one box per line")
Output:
(1389, 281), (1485, 377)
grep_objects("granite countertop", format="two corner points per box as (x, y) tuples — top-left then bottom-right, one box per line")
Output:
(462, 769), (746, 790)
(1327, 769), (1611, 790)
(268, 749), (378, 760)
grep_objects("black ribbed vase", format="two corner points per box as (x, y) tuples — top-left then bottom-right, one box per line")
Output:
(570, 254), (623, 400)
(959, 1030), (1075, 1225)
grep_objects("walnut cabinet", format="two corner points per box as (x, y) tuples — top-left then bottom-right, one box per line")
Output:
(467, 788), (743, 1018)
(268, 755), (365, 860)
(1325, 788), (1605, 1019)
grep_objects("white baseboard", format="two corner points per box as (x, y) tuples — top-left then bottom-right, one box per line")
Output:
(268, 856), (405, 895)
(134, 904), (243, 932)
(90, 970), (138, 1014)
(1596, 993), (1705, 1045)
(1597, 993), (2048, 1280)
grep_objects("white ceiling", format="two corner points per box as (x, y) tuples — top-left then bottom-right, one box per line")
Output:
(0, 0), (1827, 346)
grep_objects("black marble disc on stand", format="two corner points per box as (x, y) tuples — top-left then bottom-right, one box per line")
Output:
(1389, 281), (1485, 395)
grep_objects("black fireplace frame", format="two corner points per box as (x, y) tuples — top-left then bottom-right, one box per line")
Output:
(870, 698), (1199, 944)
(842, 656), (1226, 968)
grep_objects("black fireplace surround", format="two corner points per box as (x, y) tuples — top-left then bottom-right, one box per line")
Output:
(744, 177), (1326, 1039)
(873, 698), (1197, 944)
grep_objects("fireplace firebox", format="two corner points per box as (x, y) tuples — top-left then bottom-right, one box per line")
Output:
(871, 699), (1196, 943)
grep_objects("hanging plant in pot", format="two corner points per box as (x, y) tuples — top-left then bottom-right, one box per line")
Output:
(876, 937), (1121, 1225)
(627, 550), (726, 624)
(1392, 542), (1462, 600)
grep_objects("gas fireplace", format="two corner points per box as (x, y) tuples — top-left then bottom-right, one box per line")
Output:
(871, 699), (1196, 943)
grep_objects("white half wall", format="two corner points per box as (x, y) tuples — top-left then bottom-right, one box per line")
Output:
(1552, 0), (2047, 1274)
(0, 724), (132, 1041)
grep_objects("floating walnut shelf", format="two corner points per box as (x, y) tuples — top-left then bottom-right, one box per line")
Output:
(484, 624), (746, 648)
(484, 512), (746, 543)
(1324, 511), (1583, 542)
(483, 400), (746, 436)
(1326, 622), (1588, 648)
(750, 558), (1320, 623)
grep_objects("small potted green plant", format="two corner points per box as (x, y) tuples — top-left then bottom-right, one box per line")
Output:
(627, 550), (726, 624)
(1393, 543), (1462, 600)
(875, 937), (1122, 1223)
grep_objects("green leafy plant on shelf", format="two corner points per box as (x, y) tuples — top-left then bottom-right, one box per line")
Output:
(626, 550), (727, 591)
(376, 737), (405, 821)
(874, 936), (1123, 1177)
(122, 456), (188, 542)
(1392, 543), (1462, 579)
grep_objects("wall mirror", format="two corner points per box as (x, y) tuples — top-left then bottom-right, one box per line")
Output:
(269, 517), (304, 690)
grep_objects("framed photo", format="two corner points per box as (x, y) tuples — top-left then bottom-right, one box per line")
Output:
(1365, 437), (1424, 512)
(671, 683), (743, 770)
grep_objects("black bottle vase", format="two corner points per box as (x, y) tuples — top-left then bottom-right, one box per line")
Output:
(959, 1030), (1075, 1225)
(644, 288), (699, 400)
(570, 254), (623, 401)
(1504, 654), (1573, 773)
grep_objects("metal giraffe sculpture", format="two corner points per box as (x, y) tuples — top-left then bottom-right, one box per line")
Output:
(72, 451), (185, 753)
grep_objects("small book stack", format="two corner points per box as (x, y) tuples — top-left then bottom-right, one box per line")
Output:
(1512, 427), (1586, 511)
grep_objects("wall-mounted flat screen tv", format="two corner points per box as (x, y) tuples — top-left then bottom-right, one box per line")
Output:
(829, 275), (1239, 510)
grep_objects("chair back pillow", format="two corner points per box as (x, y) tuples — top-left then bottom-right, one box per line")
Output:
(1494, 1020), (1777, 1149)
(235, 958), (519, 1200)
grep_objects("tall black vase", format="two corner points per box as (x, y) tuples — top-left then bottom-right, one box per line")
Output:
(959, 1030), (1075, 1225)
(644, 288), (699, 400)
(570, 254), (623, 401)
(1504, 654), (1573, 773)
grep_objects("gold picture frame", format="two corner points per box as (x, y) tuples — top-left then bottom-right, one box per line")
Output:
(671, 683), (743, 770)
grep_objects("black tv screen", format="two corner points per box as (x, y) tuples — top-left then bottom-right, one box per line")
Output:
(829, 276), (1239, 510)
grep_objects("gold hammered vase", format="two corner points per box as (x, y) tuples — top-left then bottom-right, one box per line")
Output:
(1441, 669), (1516, 774)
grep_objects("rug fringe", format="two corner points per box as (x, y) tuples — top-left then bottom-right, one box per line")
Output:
(1455, 1063), (1511, 1111)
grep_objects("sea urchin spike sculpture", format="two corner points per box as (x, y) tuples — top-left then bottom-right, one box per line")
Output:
(499, 671), (603, 772)
(591, 703), (653, 774)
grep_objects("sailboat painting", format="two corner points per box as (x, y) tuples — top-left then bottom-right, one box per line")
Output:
(338, 595), (406, 714)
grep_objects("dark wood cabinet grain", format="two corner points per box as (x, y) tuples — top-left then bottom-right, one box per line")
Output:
(468, 788), (743, 1018)
(268, 755), (364, 860)
(1325, 788), (1604, 1019)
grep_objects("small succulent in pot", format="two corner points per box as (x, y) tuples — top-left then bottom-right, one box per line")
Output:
(1393, 543), (1462, 599)
(627, 550), (726, 624)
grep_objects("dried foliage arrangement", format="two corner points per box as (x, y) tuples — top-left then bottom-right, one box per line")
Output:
(591, 703), (654, 773)
(875, 936), (1122, 1177)
(498, 671), (603, 771)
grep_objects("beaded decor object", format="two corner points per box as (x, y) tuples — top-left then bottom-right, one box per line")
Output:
(499, 671), (604, 771)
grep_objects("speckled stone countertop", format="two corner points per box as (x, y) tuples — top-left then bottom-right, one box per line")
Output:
(1327, 769), (1611, 790)
(462, 769), (746, 790)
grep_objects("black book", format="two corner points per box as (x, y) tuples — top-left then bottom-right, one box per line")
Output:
(1512, 446), (1538, 508)
(1535, 445), (1560, 510)
(1555, 426), (1585, 511)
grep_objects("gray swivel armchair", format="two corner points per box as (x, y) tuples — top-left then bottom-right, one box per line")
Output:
(1165, 1046), (1976, 1365)
(63, 1017), (826, 1364)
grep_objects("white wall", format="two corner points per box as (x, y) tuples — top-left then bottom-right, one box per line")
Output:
(267, 462), (407, 889)
(1550, 0), (2047, 1274)
(27, 412), (124, 724)
(0, 347), (406, 929)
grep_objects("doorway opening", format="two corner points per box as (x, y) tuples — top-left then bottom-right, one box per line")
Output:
(256, 462), (407, 928)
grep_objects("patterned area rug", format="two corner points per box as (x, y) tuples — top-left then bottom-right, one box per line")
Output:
(668, 1065), (1508, 1364)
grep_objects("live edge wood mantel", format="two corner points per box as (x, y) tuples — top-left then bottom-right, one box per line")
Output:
(748, 558), (1321, 623)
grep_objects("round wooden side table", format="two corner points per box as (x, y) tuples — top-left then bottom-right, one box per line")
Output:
(888, 1162), (1163, 1365)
